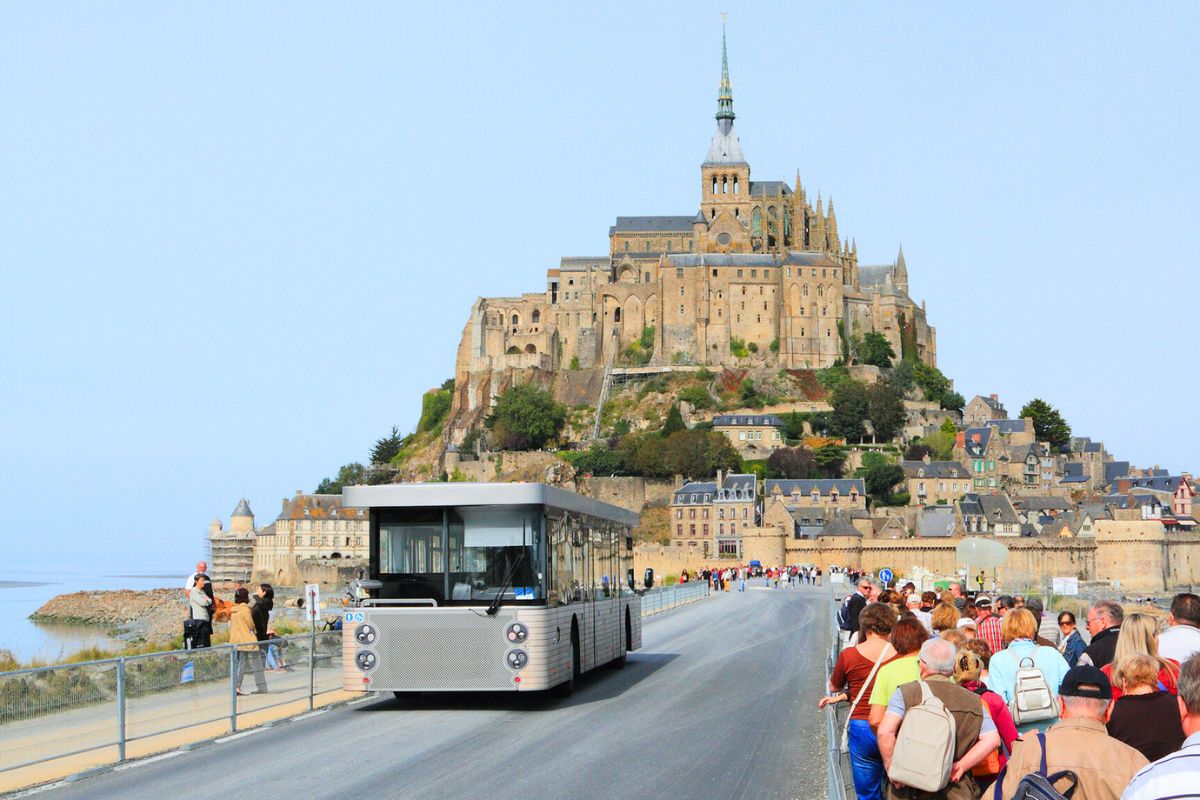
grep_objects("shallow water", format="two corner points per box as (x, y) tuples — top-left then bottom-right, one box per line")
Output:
(0, 569), (176, 664)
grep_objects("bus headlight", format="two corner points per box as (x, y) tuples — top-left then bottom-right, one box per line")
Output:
(355, 623), (377, 645)
(505, 622), (528, 644)
(355, 650), (377, 672)
(505, 649), (528, 670)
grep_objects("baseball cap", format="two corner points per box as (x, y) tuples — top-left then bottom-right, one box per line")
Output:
(906, 594), (922, 607)
(1059, 665), (1113, 700)
(975, 595), (992, 609)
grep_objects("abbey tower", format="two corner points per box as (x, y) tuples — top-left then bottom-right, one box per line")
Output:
(448, 26), (936, 436)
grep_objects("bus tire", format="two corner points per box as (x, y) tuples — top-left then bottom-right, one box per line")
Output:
(553, 619), (580, 698)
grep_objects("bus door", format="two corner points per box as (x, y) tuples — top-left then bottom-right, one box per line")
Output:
(590, 525), (619, 667)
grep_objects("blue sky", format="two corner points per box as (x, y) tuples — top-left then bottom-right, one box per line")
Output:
(1, 3), (1196, 572)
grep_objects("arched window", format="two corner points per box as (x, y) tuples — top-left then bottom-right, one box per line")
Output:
(751, 207), (762, 237)
(817, 285), (824, 297)
(802, 284), (809, 297)
(733, 176), (739, 194)
(722, 176), (728, 194)
(712, 176), (718, 194)
(511, 313), (519, 326)
(524, 343), (537, 354)
(711, 208), (716, 219)
(614, 307), (622, 323)
(531, 310), (540, 324)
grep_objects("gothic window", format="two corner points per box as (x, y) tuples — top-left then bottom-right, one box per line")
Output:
(511, 313), (519, 326)
(614, 308), (621, 322)
(802, 285), (809, 297)
(751, 207), (762, 237)
(712, 177), (718, 194)
(722, 176), (728, 194)
(733, 176), (739, 194)
(532, 310), (540, 324)
(717, 232), (731, 246)
(818, 285), (824, 297)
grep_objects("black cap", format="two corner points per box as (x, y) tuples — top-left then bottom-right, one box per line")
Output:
(1059, 665), (1112, 700)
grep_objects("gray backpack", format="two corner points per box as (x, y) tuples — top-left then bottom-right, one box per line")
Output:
(1010, 656), (1057, 725)
(887, 681), (957, 792)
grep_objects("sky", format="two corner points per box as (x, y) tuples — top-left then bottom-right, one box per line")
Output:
(1, 3), (1197, 572)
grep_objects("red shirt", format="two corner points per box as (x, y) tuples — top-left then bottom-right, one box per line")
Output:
(977, 613), (1004, 654)
(831, 645), (895, 720)
(1101, 659), (1180, 700)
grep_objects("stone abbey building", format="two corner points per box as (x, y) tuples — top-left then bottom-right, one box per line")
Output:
(450, 29), (936, 430)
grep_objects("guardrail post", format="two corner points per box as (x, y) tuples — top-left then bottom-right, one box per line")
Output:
(116, 658), (127, 762)
(308, 630), (316, 711)
(229, 645), (238, 733)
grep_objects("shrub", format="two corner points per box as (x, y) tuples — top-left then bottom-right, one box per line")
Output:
(417, 385), (453, 433)
(678, 385), (716, 410)
(747, 341), (759, 354)
(730, 337), (749, 358)
(769, 338), (779, 353)
(569, 355), (580, 370)
(485, 384), (566, 450)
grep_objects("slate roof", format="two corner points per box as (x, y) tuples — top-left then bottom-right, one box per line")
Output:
(986, 419), (1029, 435)
(1104, 462), (1131, 487)
(721, 473), (757, 496)
(820, 513), (862, 537)
(767, 478), (866, 497)
(672, 482), (717, 505)
(1063, 463), (1085, 479)
(277, 493), (364, 521)
(919, 506), (957, 538)
(900, 461), (971, 479)
(610, 216), (697, 234)
(963, 428), (992, 457)
(713, 414), (786, 428)
(559, 257), (608, 271)
(704, 126), (747, 165)
(783, 251), (841, 267)
(961, 493), (1019, 525)
(1104, 493), (1164, 510)
(749, 180), (791, 197)
(857, 265), (896, 289)
(231, 498), (253, 518)
(1119, 476), (1186, 493)
(979, 396), (1005, 412)
(666, 253), (778, 268)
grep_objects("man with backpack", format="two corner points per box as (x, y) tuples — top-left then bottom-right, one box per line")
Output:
(876, 638), (1002, 800)
(998, 666), (1147, 800)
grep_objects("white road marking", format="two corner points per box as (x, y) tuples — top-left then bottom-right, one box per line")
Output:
(215, 728), (269, 744)
(292, 709), (328, 721)
(112, 751), (183, 771)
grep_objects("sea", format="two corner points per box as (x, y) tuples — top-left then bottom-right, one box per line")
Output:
(0, 568), (178, 664)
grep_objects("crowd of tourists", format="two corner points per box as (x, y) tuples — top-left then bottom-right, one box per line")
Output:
(683, 564), (824, 591)
(823, 578), (1200, 800)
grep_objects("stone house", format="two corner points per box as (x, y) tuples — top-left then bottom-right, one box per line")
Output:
(958, 492), (1021, 536)
(899, 459), (971, 506)
(712, 413), (786, 458)
(669, 471), (757, 557)
(763, 478), (866, 511)
(963, 394), (1007, 427)
(252, 491), (369, 579)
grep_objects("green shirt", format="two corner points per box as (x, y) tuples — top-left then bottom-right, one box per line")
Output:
(868, 654), (920, 707)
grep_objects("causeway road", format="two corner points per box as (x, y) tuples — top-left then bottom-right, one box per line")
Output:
(29, 584), (831, 800)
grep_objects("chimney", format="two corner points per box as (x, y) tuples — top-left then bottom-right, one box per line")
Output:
(990, 393), (998, 401)
(716, 469), (725, 489)
(956, 432), (966, 448)
(296, 489), (304, 496)
(674, 474), (684, 490)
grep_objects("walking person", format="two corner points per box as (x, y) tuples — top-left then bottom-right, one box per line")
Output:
(187, 574), (213, 648)
(986, 608), (1071, 734)
(1081, 600), (1125, 668)
(1058, 611), (1087, 668)
(251, 582), (274, 672)
(1106, 653), (1185, 762)
(1121, 654), (1200, 800)
(1156, 593), (1200, 664)
(230, 587), (267, 695)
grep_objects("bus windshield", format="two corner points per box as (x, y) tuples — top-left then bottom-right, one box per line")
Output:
(376, 505), (543, 605)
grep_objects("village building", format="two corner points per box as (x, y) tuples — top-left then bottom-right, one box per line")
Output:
(669, 471), (758, 556)
(899, 459), (971, 506)
(712, 413), (786, 458)
(958, 492), (1021, 536)
(251, 491), (369, 579)
(208, 498), (257, 583)
(963, 394), (1007, 427)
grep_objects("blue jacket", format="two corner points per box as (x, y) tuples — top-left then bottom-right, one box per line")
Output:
(986, 639), (1071, 733)
(1059, 630), (1085, 668)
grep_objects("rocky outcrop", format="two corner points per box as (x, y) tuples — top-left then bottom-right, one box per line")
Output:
(32, 589), (192, 648)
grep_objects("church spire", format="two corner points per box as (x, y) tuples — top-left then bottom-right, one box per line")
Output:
(716, 19), (735, 130)
(894, 244), (909, 293)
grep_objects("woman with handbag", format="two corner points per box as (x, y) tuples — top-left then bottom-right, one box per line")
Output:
(819, 602), (899, 800)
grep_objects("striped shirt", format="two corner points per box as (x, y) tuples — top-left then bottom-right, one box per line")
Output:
(977, 613), (1004, 654)
(1121, 731), (1200, 800)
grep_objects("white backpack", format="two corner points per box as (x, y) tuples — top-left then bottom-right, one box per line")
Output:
(1010, 656), (1057, 725)
(888, 681), (957, 792)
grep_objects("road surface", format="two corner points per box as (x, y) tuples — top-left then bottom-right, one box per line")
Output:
(30, 584), (831, 800)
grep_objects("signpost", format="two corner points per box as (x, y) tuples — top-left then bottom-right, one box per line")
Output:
(878, 568), (894, 588)
(304, 583), (320, 710)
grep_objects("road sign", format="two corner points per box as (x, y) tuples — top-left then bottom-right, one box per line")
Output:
(304, 583), (321, 623)
(878, 568), (894, 585)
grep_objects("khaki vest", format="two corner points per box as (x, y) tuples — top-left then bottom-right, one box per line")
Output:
(888, 677), (986, 800)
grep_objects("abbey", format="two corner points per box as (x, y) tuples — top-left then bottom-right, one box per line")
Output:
(451, 29), (936, 421)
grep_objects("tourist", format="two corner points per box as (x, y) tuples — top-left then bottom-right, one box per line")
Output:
(939, 628), (970, 650)
(995, 595), (1016, 617)
(959, 638), (995, 682)
(920, 591), (937, 613)
(843, 577), (873, 647)
(252, 582), (274, 657)
(949, 582), (967, 612)
(868, 616), (928, 731)
(953, 645), (1018, 779)
(1028, 597), (1060, 647)
(1081, 600), (1125, 668)
(816, 567), (822, 586)
(1120, 655), (1200, 800)
(1106, 653), (1185, 762)
(187, 574), (213, 648)
(183, 560), (209, 597)
(906, 594), (932, 633)
(930, 602), (961, 635)
(1100, 613), (1180, 700)
(975, 596), (1004, 654)
(1058, 611), (1087, 668)
(822, 603), (899, 800)
(739, 566), (746, 592)
(1013, 596), (1026, 610)
(986, 608), (1071, 733)
(876, 638), (1002, 800)
(1156, 593), (1200, 664)
(230, 587), (267, 695)
(998, 666), (1148, 800)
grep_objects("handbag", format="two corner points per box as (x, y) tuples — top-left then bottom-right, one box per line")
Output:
(839, 643), (894, 753)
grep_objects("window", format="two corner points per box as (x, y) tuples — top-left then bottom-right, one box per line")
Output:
(712, 269), (718, 277)
(532, 310), (540, 324)
(677, 524), (683, 536)
(680, 286), (685, 296)
(676, 509), (682, 519)
(689, 508), (696, 519)
(764, 270), (769, 278)
(751, 269), (757, 278)
(737, 269), (744, 278)
(679, 305), (685, 316)
(676, 267), (684, 278)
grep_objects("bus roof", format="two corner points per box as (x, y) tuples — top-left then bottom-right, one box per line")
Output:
(341, 482), (640, 527)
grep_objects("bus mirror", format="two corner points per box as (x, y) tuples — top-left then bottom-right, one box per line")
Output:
(643, 568), (654, 589)
(626, 568), (634, 589)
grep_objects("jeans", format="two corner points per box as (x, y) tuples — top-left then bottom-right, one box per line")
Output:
(236, 650), (267, 693)
(847, 718), (884, 800)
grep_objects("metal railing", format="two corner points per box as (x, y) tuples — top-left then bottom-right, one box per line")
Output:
(0, 630), (343, 775)
(824, 588), (853, 800)
(640, 581), (710, 616)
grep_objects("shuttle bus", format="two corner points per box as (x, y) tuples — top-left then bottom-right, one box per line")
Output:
(340, 483), (642, 695)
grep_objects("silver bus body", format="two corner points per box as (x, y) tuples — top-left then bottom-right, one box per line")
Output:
(340, 483), (642, 693)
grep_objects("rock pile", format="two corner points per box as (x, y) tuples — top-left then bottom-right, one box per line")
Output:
(32, 589), (188, 648)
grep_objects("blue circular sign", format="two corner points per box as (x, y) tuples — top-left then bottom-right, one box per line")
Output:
(878, 568), (894, 583)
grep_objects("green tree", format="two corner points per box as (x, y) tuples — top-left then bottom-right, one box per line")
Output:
(738, 378), (764, 409)
(767, 446), (817, 479)
(860, 332), (896, 368)
(486, 384), (566, 451)
(866, 381), (906, 441)
(923, 418), (958, 460)
(566, 444), (629, 476)
(816, 363), (852, 391)
(1019, 398), (1072, 448)
(661, 429), (742, 479)
(315, 462), (366, 494)
(813, 443), (848, 478)
(370, 426), (404, 465)
(864, 463), (905, 505)
(662, 403), (686, 436)
(888, 360), (915, 393)
(829, 379), (869, 442)
(417, 384), (454, 433)
(677, 384), (716, 410)
(904, 443), (932, 461)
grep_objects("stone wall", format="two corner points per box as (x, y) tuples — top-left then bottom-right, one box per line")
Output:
(253, 558), (367, 590)
(579, 476), (675, 513)
(633, 544), (705, 582)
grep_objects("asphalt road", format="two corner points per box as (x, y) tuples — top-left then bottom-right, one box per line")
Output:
(29, 584), (831, 800)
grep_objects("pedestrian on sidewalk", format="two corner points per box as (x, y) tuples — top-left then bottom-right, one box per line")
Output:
(187, 574), (213, 648)
(230, 587), (267, 695)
